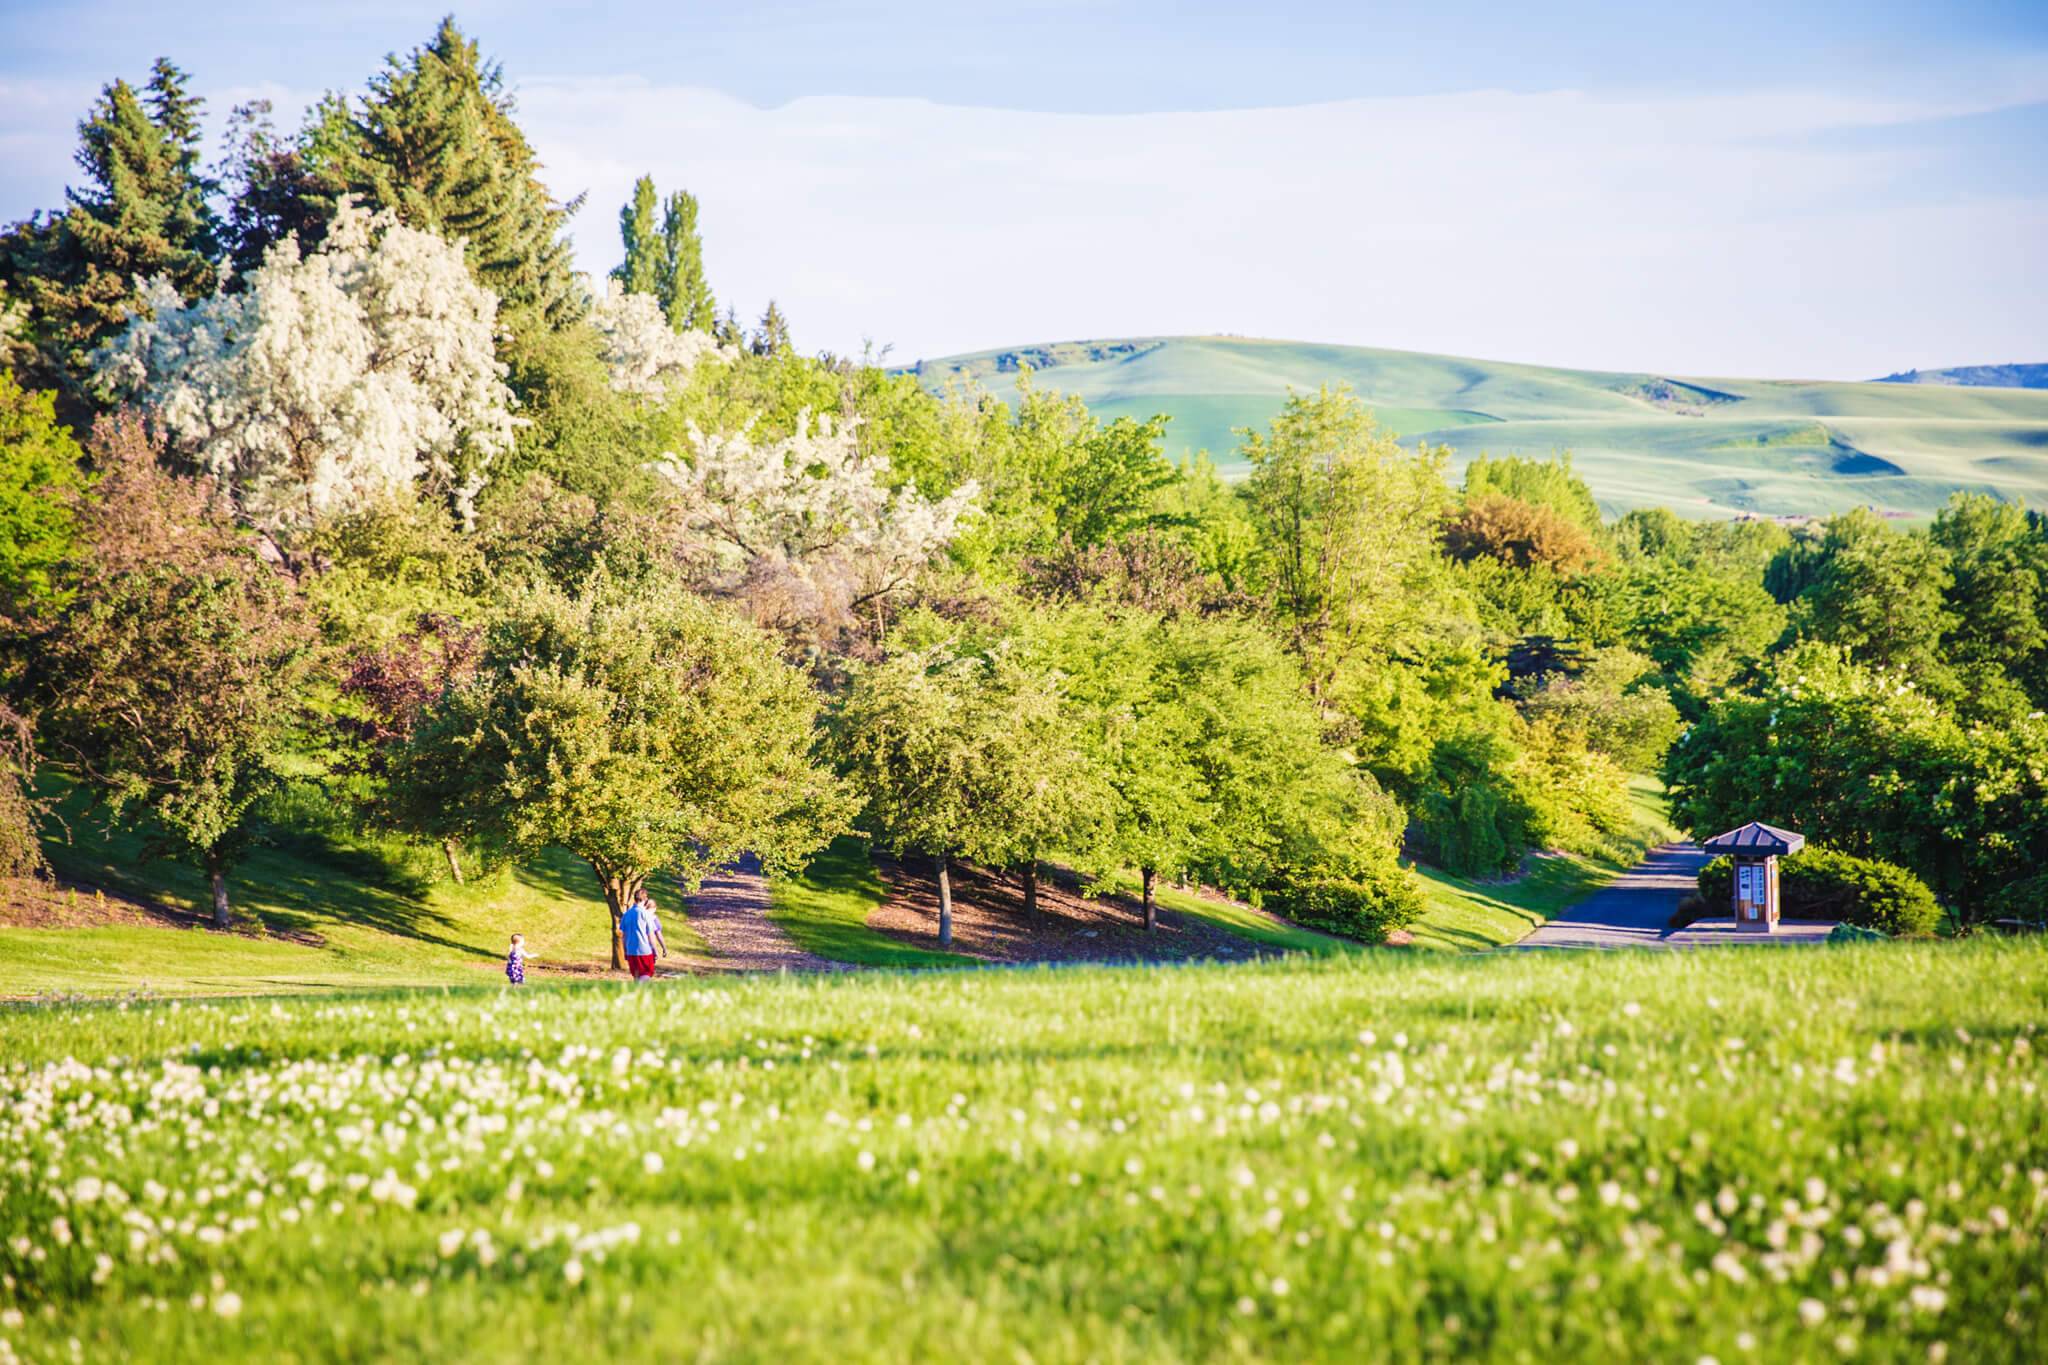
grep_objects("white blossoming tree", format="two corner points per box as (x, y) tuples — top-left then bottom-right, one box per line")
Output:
(586, 279), (726, 395)
(93, 198), (517, 532)
(652, 412), (978, 637)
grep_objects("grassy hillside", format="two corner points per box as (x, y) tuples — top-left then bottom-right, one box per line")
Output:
(0, 786), (662, 997)
(3, 942), (2042, 1361)
(912, 336), (2048, 518)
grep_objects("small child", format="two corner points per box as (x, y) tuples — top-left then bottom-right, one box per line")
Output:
(505, 933), (532, 986)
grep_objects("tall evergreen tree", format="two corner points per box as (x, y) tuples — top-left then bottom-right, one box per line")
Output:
(753, 299), (792, 357)
(319, 18), (583, 327)
(659, 188), (716, 331)
(611, 177), (715, 332)
(0, 60), (220, 414)
(612, 175), (664, 299)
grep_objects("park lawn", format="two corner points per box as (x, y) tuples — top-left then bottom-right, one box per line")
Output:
(7, 787), (704, 997)
(766, 838), (964, 968)
(0, 939), (2042, 1362)
(1408, 775), (1679, 950)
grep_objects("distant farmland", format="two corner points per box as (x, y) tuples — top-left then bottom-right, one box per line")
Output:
(910, 337), (2048, 518)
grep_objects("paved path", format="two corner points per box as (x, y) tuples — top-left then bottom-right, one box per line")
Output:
(1517, 842), (1831, 950)
(672, 855), (850, 974)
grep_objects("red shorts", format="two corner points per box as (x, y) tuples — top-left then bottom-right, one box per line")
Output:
(627, 953), (657, 979)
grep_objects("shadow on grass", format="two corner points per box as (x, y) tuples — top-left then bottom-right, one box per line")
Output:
(39, 783), (488, 959)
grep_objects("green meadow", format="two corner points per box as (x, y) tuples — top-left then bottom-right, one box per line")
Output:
(1, 941), (2041, 1362)
(913, 336), (2048, 517)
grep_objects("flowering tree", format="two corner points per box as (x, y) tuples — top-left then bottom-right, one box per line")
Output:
(653, 412), (978, 635)
(93, 198), (516, 532)
(586, 279), (724, 395)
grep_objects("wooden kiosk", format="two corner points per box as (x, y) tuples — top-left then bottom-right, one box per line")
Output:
(1702, 821), (1805, 934)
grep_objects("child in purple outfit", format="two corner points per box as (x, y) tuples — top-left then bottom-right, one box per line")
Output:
(505, 933), (531, 986)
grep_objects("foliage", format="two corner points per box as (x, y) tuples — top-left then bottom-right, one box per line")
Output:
(1930, 492), (2048, 713)
(828, 641), (1098, 940)
(586, 281), (726, 395)
(0, 702), (45, 878)
(1461, 451), (1603, 531)
(1779, 507), (1955, 684)
(1241, 385), (1455, 704)
(395, 572), (851, 966)
(316, 18), (583, 328)
(1567, 559), (1785, 717)
(94, 199), (517, 532)
(752, 300), (793, 357)
(0, 370), (87, 622)
(653, 412), (978, 647)
(0, 60), (219, 410)
(1510, 647), (1681, 771)
(25, 418), (317, 923)
(214, 99), (339, 280)
(1442, 492), (1605, 574)
(613, 176), (717, 332)
(1697, 846), (1941, 937)
(1665, 642), (2048, 921)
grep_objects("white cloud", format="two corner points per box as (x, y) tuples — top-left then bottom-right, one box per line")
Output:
(517, 76), (2048, 377)
(9, 67), (2042, 378)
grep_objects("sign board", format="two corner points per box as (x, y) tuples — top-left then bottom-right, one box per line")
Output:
(1736, 862), (1759, 909)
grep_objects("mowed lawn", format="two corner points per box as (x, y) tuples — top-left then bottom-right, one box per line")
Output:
(1, 941), (2042, 1362)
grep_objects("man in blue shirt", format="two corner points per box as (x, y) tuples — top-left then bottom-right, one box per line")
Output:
(619, 888), (666, 981)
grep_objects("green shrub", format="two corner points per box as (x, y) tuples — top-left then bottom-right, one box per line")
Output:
(1416, 732), (1530, 876)
(1697, 845), (1940, 937)
(1266, 856), (1425, 943)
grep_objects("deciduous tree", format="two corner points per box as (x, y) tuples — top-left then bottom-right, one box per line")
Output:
(397, 573), (850, 967)
(28, 418), (316, 926)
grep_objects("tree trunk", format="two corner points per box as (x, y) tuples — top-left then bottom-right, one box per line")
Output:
(594, 864), (635, 971)
(1021, 860), (1038, 922)
(206, 851), (231, 930)
(934, 853), (954, 948)
(443, 839), (464, 885)
(1141, 866), (1157, 932)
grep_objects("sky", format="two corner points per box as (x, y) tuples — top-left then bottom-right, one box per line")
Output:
(2, 0), (2044, 379)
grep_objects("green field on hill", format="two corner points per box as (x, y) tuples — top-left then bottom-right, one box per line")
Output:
(912, 337), (2048, 518)
(2, 941), (2041, 1361)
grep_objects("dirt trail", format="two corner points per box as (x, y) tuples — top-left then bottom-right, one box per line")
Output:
(672, 855), (850, 974)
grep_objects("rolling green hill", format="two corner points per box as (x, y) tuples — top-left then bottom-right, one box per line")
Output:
(911, 336), (2048, 518)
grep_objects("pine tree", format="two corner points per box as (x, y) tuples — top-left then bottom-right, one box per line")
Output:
(753, 299), (791, 357)
(0, 60), (220, 415)
(659, 189), (716, 332)
(320, 18), (582, 327)
(715, 304), (745, 348)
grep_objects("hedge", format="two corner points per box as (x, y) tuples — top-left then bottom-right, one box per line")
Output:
(1697, 845), (1941, 937)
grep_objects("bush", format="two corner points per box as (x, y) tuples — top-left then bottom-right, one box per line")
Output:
(1697, 846), (1940, 937)
(1266, 856), (1425, 943)
(1416, 731), (1531, 876)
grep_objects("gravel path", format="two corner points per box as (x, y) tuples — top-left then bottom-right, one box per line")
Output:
(672, 855), (851, 974)
(1517, 842), (1832, 950)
